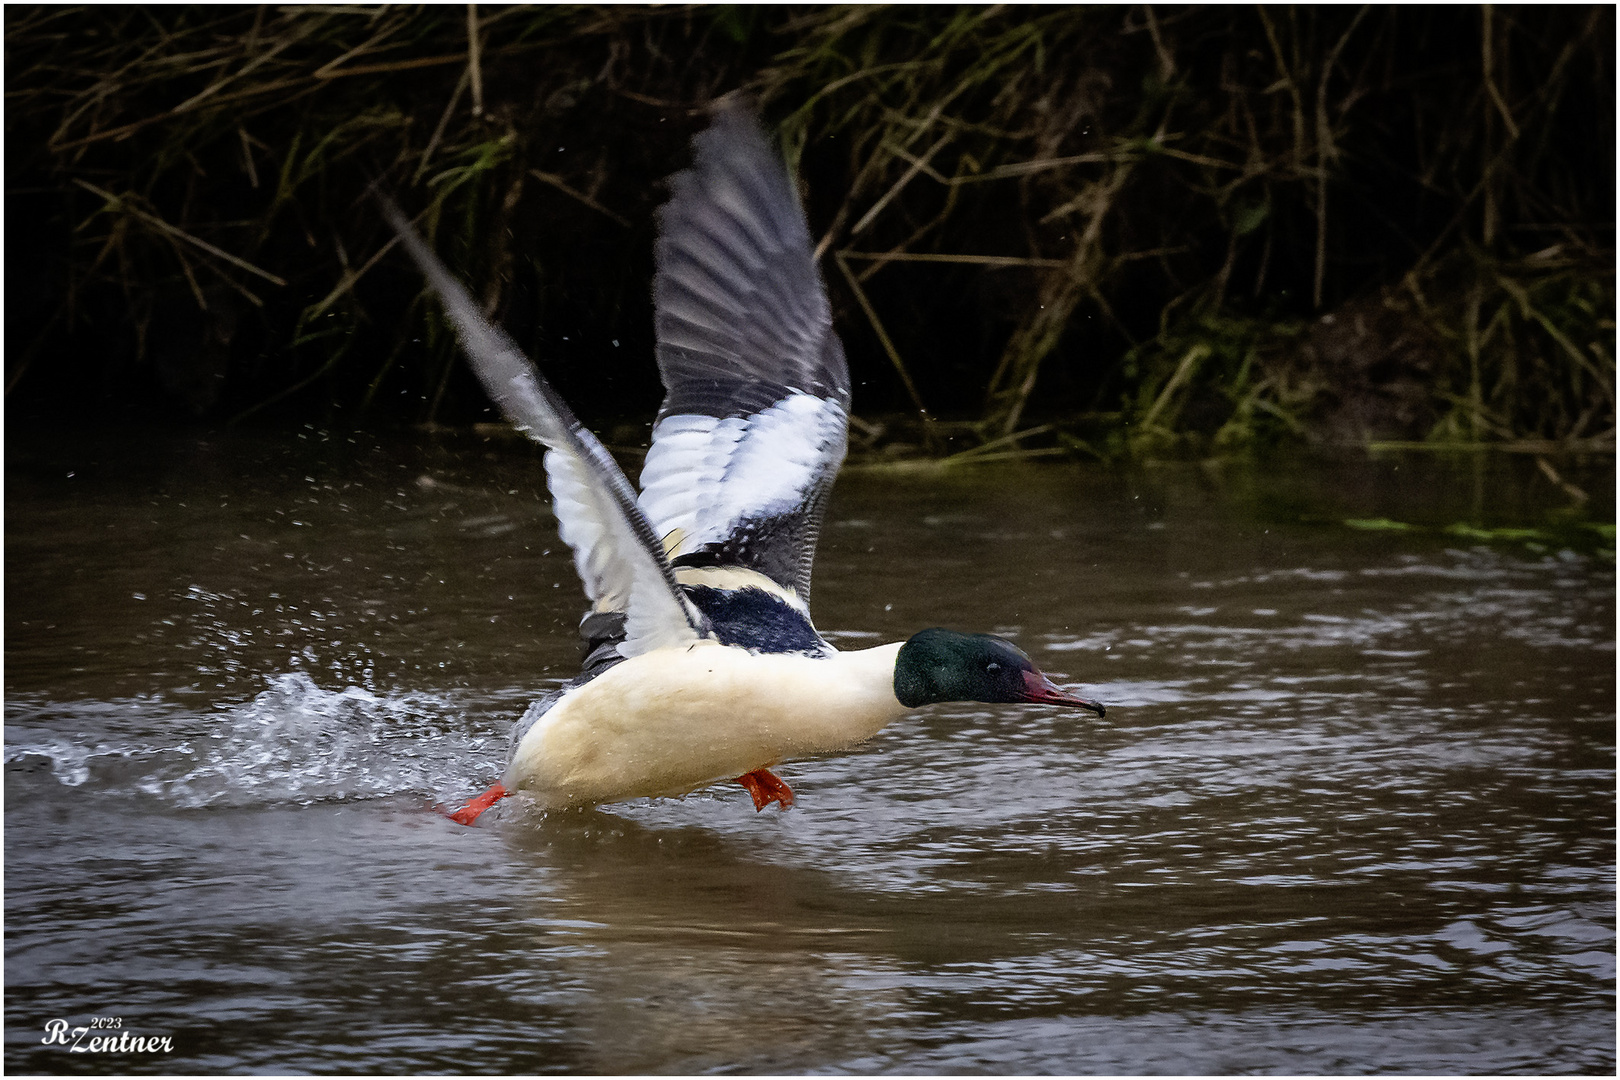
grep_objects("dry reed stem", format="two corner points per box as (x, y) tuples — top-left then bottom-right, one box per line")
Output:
(466, 4), (484, 119)
(878, 136), (951, 184)
(314, 53), (469, 80)
(984, 153), (1136, 436)
(306, 229), (405, 322)
(841, 251), (1067, 268)
(1369, 438), (1615, 454)
(851, 130), (954, 235)
(834, 250), (931, 424)
(168, 12), (328, 115)
(414, 66), (470, 185)
(310, 12), (409, 80)
(1313, 5), (1369, 309)
(528, 170), (631, 227)
(940, 424), (1054, 463)
(1140, 343), (1210, 429)
(1535, 455), (1589, 502)
(71, 179), (287, 287)
(939, 447), (1070, 466)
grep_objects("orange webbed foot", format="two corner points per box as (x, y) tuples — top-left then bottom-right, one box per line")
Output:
(443, 782), (509, 825)
(735, 769), (794, 812)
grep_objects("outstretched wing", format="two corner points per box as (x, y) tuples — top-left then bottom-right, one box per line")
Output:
(638, 103), (851, 604)
(379, 197), (707, 657)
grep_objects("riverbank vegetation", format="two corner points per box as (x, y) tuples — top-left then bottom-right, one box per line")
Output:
(6, 6), (1613, 462)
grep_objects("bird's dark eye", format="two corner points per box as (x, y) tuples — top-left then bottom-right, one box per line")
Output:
(986, 662), (1001, 675)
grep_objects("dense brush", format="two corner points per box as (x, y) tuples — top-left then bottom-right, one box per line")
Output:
(5, 6), (1612, 457)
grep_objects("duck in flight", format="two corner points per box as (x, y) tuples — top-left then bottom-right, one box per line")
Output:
(381, 101), (1104, 824)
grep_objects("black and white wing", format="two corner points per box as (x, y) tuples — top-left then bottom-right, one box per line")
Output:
(379, 197), (707, 657)
(638, 103), (851, 604)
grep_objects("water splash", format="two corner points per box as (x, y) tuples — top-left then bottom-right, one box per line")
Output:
(6, 673), (515, 810)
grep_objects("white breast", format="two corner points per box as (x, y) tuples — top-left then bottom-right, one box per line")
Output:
(505, 640), (907, 808)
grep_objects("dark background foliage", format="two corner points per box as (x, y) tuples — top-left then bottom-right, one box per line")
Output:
(6, 5), (1613, 456)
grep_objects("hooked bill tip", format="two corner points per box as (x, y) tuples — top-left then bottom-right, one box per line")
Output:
(1022, 669), (1106, 717)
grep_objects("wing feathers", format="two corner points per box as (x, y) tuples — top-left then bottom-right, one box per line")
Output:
(379, 196), (706, 656)
(381, 101), (851, 641)
(640, 103), (852, 600)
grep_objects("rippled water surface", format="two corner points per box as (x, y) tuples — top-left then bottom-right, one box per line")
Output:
(6, 429), (1614, 1074)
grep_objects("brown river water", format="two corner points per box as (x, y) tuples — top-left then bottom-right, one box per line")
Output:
(5, 428), (1614, 1074)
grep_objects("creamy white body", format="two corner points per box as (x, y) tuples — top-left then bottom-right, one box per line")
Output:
(505, 640), (908, 808)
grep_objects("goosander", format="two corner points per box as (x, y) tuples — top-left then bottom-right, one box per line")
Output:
(382, 101), (1104, 822)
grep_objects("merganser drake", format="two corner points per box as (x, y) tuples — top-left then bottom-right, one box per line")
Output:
(381, 101), (1104, 823)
